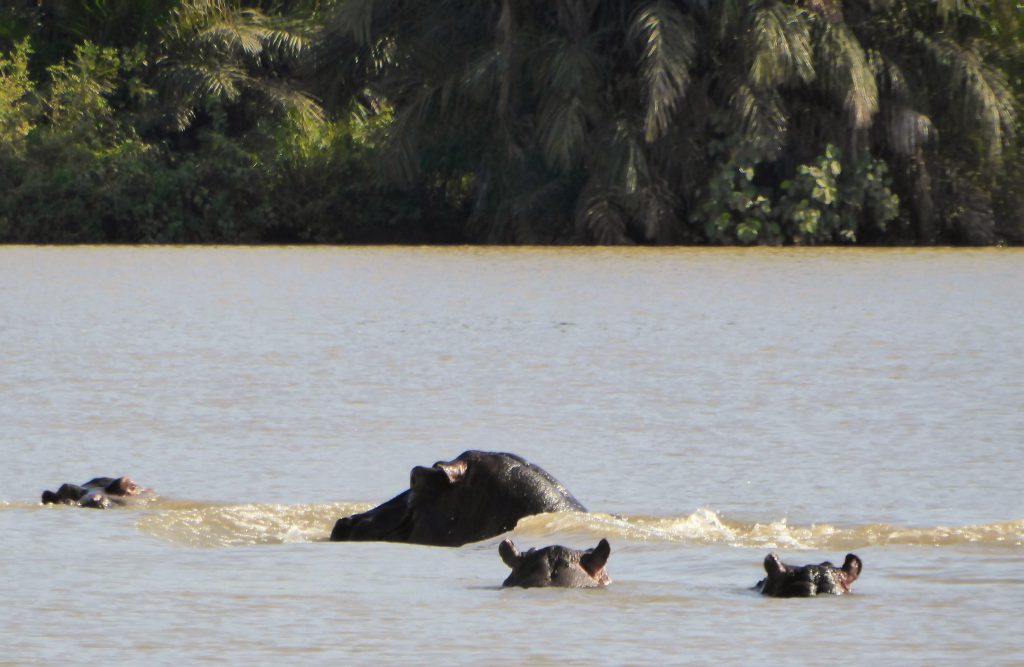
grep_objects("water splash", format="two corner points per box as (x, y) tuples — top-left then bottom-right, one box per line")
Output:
(135, 502), (370, 547)
(514, 511), (1024, 550)
(130, 502), (1024, 549)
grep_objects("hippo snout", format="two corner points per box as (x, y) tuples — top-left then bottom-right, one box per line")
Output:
(330, 516), (356, 541)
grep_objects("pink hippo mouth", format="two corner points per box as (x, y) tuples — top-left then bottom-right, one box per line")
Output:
(589, 566), (612, 586)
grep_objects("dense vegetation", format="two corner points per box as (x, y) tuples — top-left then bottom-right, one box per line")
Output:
(0, 0), (1021, 244)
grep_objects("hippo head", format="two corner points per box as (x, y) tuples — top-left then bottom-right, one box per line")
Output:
(830, 553), (863, 592)
(100, 476), (149, 497)
(41, 476), (153, 508)
(500, 538), (612, 588)
(330, 451), (586, 547)
(758, 552), (862, 597)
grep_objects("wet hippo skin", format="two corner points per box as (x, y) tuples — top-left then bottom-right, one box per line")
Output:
(499, 538), (612, 588)
(330, 451), (585, 547)
(755, 552), (863, 597)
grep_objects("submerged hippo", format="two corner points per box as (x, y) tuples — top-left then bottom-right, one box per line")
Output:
(754, 552), (863, 597)
(499, 538), (612, 588)
(41, 476), (154, 509)
(330, 451), (585, 547)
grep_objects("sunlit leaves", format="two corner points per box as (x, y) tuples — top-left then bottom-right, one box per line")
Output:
(155, 0), (321, 131)
(815, 22), (878, 130)
(319, 0), (1020, 244)
(937, 36), (1016, 162)
(0, 39), (34, 143)
(44, 42), (124, 139)
(749, 4), (814, 89)
(629, 0), (695, 142)
(728, 81), (787, 157)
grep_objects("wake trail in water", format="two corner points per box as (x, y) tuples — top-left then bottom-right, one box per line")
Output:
(135, 502), (371, 547)
(513, 510), (1024, 550)
(115, 502), (1024, 549)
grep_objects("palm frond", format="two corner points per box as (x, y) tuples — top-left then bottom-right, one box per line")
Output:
(867, 48), (909, 102)
(539, 96), (586, 173)
(199, 22), (267, 59)
(713, 0), (744, 42)
(728, 81), (787, 156)
(254, 78), (325, 125)
(331, 0), (379, 46)
(928, 35), (1016, 163)
(541, 36), (601, 100)
(150, 1), (326, 134)
(630, 182), (680, 242)
(555, 0), (600, 42)
(815, 22), (878, 130)
(749, 4), (814, 89)
(883, 105), (936, 157)
(629, 0), (695, 143)
(604, 121), (650, 194)
(576, 193), (630, 244)
(262, 29), (311, 60)
(154, 61), (241, 101)
(536, 35), (601, 171)
(460, 49), (500, 105)
(200, 64), (244, 100)
(935, 0), (984, 24)
(378, 81), (453, 184)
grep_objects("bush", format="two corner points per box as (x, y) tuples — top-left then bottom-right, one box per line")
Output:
(693, 144), (900, 245)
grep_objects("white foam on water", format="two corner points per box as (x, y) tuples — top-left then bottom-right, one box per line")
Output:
(132, 502), (1024, 550)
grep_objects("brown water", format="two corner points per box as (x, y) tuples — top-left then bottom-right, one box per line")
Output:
(1, 246), (1022, 665)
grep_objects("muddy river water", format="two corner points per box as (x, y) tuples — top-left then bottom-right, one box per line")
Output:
(1, 246), (1021, 665)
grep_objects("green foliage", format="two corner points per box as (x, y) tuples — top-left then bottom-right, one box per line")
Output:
(0, 0), (1020, 245)
(154, 0), (321, 132)
(45, 0), (176, 50)
(695, 158), (778, 246)
(0, 84), (448, 244)
(776, 145), (899, 244)
(40, 42), (126, 145)
(695, 144), (900, 245)
(0, 39), (33, 145)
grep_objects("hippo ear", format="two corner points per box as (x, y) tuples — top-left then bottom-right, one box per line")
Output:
(412, 460), (469, 491)
(499, 539), (522, 569)
(581, 539), (610, 576)
(435, 459), (468, 484)
(843, 554), (862, 580)
(764, 553), (786, 577)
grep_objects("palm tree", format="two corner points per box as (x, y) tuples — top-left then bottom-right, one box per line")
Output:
(841, 0), (1017, 242)
(151, 0), (322, 133)
(323, 0), (1019, 244)
(322, 0), (701, 242)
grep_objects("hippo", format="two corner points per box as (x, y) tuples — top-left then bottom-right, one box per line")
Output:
(499, 538), (612, 588)
(754, 552), (863, 597)
(41, 476), (153, 509)
(330, 451), (586, 547)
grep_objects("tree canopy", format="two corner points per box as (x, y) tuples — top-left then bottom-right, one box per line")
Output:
(1, 0), (1021, 244)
